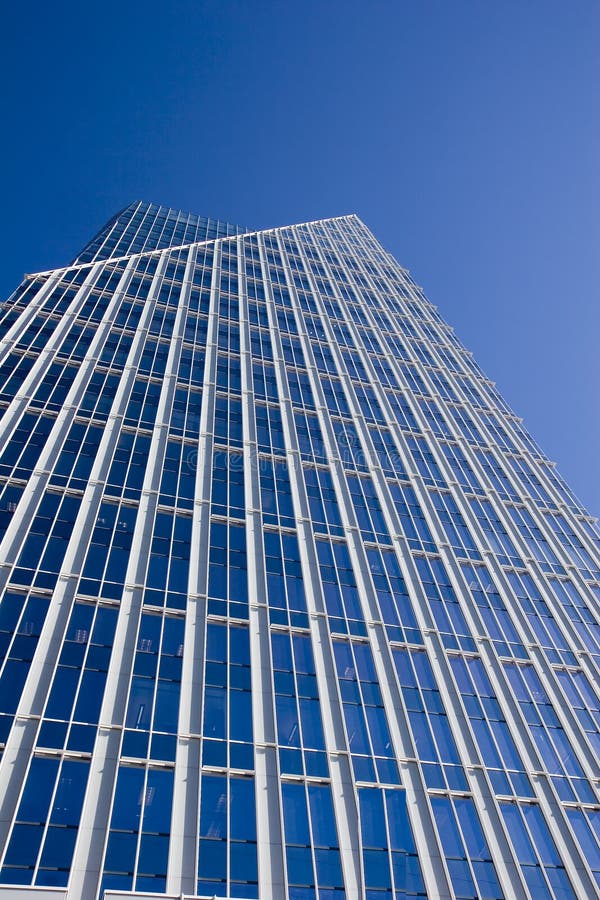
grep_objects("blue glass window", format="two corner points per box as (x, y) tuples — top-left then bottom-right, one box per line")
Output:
(207, 521), (248, 619)
(260, 456), (295, 528)
(272, 630), (327, 776)
(12, 491), (81, 590)
(501, 802), (576, 899)
(79, 501), (138, 601)
(1, 756), (90, 887)
(389, 483), (436, 553)
(143, 510), (192, 610)
(211, 450), (245, 519)
(317, 539), (365, 636)
(198, 774), (258, 898)
(431, 490), (480, 559)
(255, 402), (285, 455)
(282, 782), (345, 894)
(504, 661), (595, 802)
(346, 474), (391, 543)
(264, 530), (307, 628)
(414, 556), (476, 651)
(158, 439), (197, 509)
(0, 412), (55, 480)
(461, 562), (527, 659)
(202, 621), (253, 769)
(39, 602), (118, 752)
(102, 764), (173, 893)
(252, 360), (279, 401)
(333, 638), (399, 784)
(123, 612), (184, 760)
(432, 795), (504, 899)
(304, 466), (344, 537)
(359, 787), (425, 896)
(366, 547), (422, 645)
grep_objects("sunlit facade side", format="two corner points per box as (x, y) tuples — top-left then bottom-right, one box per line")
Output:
(0, 206), (598, 900)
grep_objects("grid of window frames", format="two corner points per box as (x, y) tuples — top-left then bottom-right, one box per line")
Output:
(0, 206), (597, 899)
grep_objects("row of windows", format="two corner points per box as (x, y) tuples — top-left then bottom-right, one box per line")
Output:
(2, 625), (596, 892)
(2, 494), (597, 784)
(0, 406), (596, 660)
(3, 250), (548, 460)
(0, 295), (586, 543)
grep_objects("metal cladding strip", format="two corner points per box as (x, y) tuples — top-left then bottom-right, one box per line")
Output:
(0, 888), (67, 900)
(298, 218), (456, 893)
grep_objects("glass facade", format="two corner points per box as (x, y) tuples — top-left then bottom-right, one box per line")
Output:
(0, 204), (598, 900)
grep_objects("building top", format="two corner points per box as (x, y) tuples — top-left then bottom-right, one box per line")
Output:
(72, 200), (247, 266)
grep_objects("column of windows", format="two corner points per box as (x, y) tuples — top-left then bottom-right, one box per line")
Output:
(263, 231), (362, 897)
(290, 227), (437, 897)
(0, 254), (163, 890)
(94, 248), (195, 896)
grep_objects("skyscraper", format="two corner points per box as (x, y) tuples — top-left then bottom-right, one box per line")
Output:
(0, 201), (598, 900)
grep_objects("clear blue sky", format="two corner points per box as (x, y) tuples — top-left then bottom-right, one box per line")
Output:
(1, 1), (598, 514)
